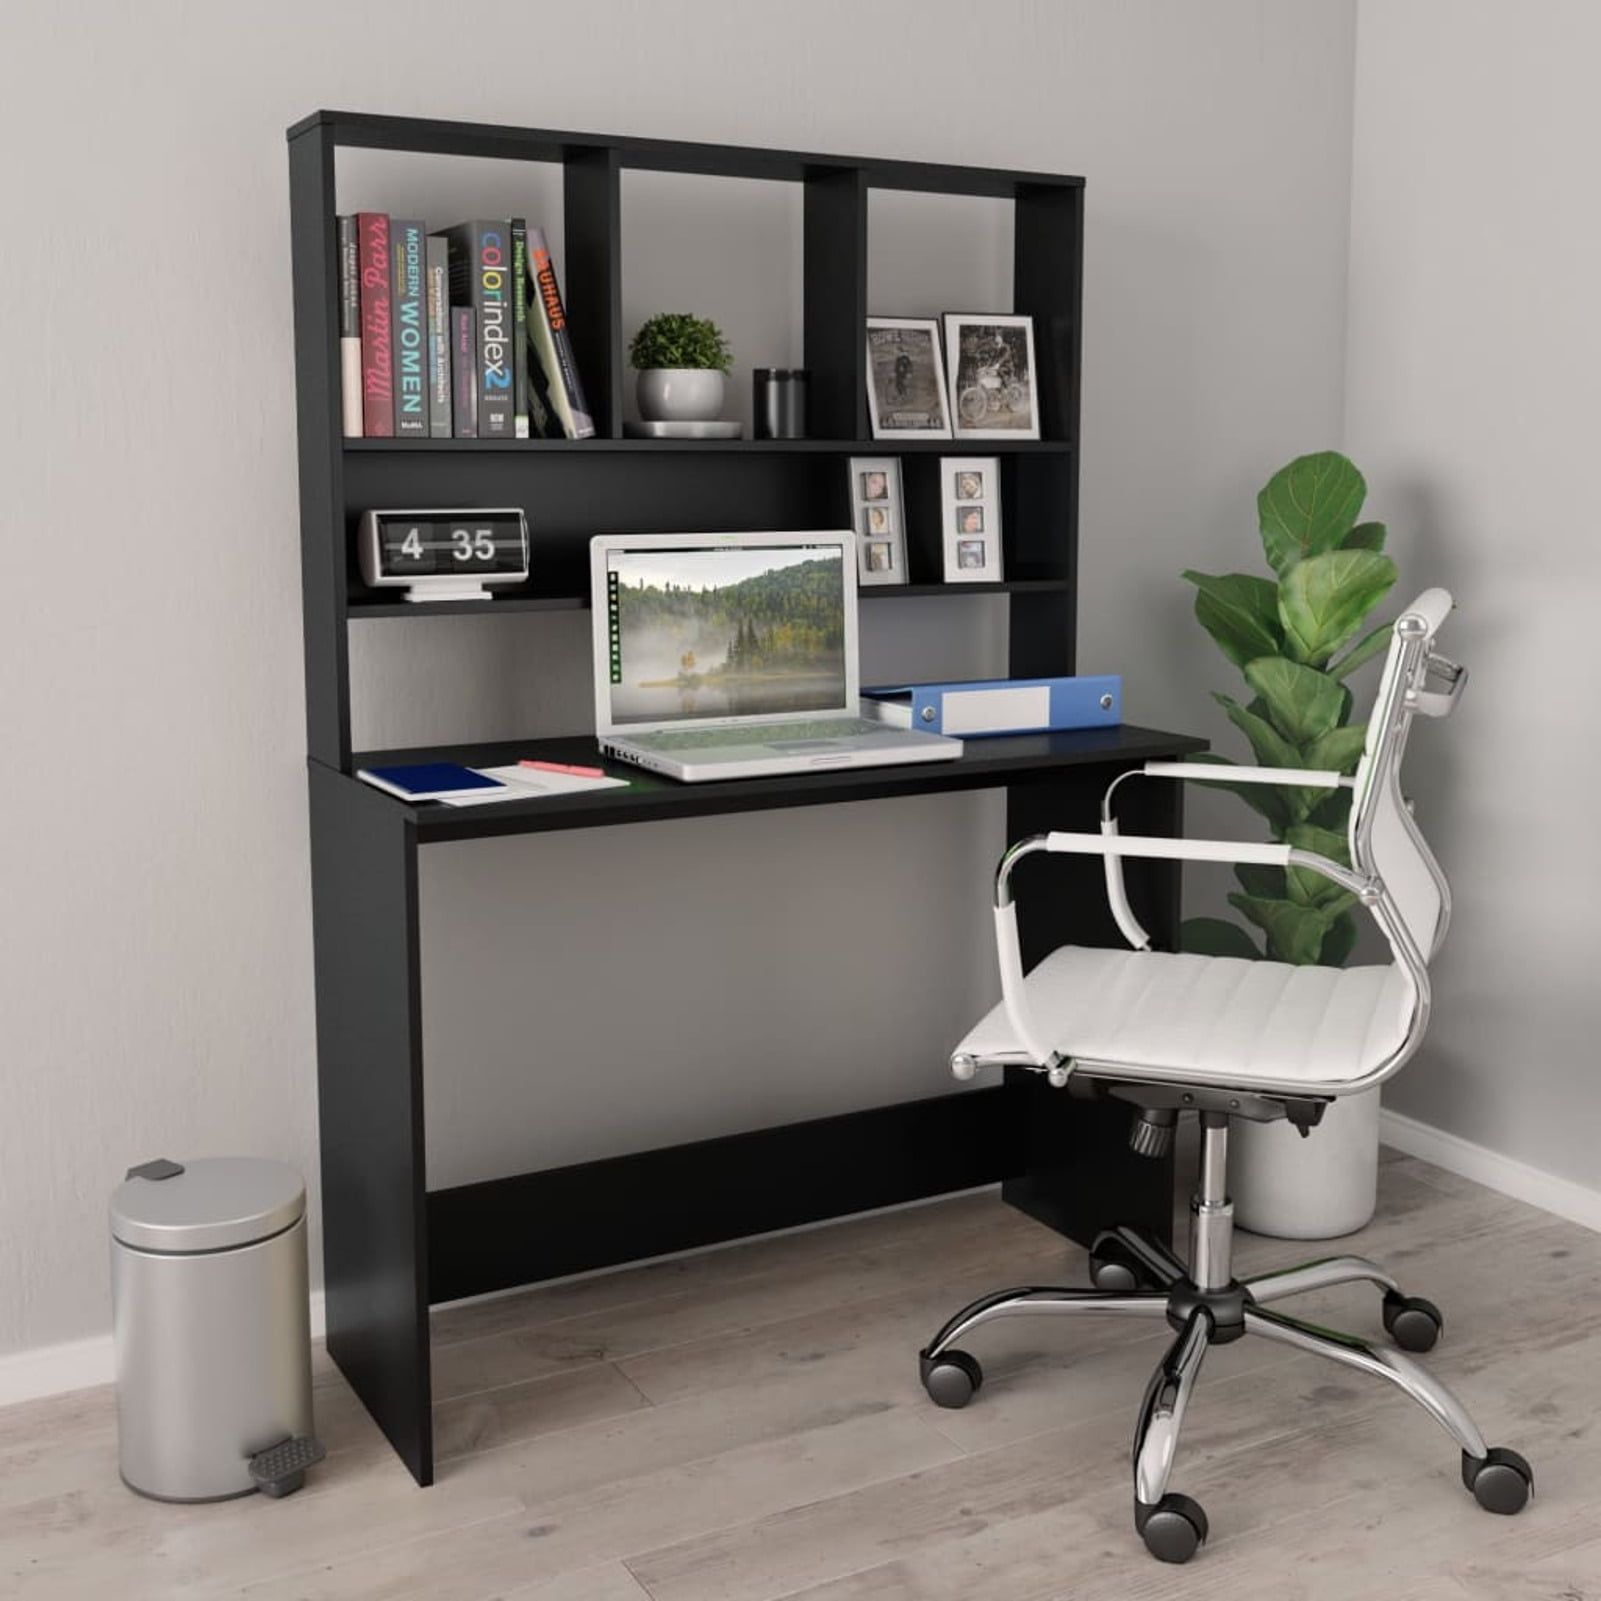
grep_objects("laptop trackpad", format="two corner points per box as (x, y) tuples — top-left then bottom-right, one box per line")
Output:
(767, 739), (845, 752)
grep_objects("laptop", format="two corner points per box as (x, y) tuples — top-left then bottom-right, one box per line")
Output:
(591, 530), (964, 782)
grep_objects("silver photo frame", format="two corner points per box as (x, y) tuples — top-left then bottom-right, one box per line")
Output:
(940, 455), (1004, 582)
(848, 456), (908, 586)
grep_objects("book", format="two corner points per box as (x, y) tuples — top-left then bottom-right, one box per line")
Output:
(389, 220), (427, 437)
(356, 763), (508, 802)
(442, 221), (515, 438)
(452, 306), (478, 437)
(425, 236), (451, 438)
(510, 219), (530, 438)
(525, 227), (595, 439)
(356, 212), (393, 437)
(337, 216), (362, 437)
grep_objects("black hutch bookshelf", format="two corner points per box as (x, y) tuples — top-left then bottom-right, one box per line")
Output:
(288, 109), (1203, 1485)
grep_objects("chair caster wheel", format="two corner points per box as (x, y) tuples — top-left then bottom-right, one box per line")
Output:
(1463, 1447), (1533, 1515)
(1136, 1492), (1209, 1563)
(1089, 1233), (1158, 1292)
(1089, 1252), (1144, 1292)
(919, 1348), (982, 1409)
(1383, 1292), (1443, 1352)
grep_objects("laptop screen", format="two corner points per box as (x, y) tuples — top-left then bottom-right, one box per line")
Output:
(604, 541), (849, 727)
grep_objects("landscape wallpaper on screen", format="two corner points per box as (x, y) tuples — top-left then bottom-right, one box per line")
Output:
(609, 547), (846, 724)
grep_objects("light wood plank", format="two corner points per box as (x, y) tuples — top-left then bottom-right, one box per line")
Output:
(0, 1161), (1597, 1601)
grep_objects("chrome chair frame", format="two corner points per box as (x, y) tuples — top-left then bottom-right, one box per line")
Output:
(918, 593), (1531, 1564)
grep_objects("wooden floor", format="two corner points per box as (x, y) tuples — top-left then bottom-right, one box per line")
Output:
(4, 1147), (1600, 1600)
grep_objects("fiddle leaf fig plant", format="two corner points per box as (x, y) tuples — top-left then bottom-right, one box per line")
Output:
(1180, 450), (1399, 967)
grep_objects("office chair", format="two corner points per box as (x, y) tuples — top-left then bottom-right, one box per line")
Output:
(918, 590), (1532, 1563)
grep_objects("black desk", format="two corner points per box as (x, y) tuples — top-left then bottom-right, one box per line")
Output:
(307, 724), (1204, 1485)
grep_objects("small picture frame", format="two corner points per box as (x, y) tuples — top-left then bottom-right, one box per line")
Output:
(865, 317), (952, 439)
(940, 456), (1003, 582)
(943, 313), (1041, 440)
(848, 456), (908, 585)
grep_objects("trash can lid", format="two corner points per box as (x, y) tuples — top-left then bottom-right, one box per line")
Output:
(111, 1158), (305, 1254)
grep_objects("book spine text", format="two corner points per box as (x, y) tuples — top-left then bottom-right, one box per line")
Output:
(426, 237), (451, 438)
(338, 216), (362, 437)
(526, 227), (595, 439)
(390, 220), (427, 436)
(452, 306), (478, 437)
(356, 212), (393, 437)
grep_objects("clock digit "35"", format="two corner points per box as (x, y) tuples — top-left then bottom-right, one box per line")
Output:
(450, 527), (495, 563)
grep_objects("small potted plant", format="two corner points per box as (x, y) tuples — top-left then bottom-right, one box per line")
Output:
(629, 312), (732, 423)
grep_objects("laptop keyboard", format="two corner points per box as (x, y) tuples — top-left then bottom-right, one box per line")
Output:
(628, 718), (884, 752)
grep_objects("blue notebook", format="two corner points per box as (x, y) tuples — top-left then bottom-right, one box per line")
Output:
(356, 763), (507, 802)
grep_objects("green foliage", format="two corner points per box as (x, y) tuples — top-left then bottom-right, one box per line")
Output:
(1256, 451), (1368, 576)
(628, 312), (732, 373)
(1278, 550), (1399, 665)
(1182, 450), (1400, 967)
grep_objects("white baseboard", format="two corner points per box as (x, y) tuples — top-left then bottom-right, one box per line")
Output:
(1381, 1109), (1601, 1234)
(0, 1292), (326, 1410)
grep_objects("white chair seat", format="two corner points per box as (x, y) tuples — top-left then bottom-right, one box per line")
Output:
(958, 947), (1415, 1091)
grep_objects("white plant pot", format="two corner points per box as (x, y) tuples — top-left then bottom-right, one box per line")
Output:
(1232, 1087), (1381, 1239)
(636, 367), (725, 423)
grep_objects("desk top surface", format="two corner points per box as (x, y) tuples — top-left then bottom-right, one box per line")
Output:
(328, 725), (1207, 844)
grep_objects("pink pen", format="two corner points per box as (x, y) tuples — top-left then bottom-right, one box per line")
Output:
(520, 759), (606, 779)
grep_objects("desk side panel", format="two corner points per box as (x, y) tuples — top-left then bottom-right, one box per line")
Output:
(1001, 768), (1181, 1245)
(308, 762), (433, 1485)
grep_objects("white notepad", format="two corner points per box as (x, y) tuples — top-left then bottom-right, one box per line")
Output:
(438, 764), (631, 806)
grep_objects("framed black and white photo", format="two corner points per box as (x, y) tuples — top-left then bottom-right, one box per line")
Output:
(940, 455), (1003, 581)
(943, 313), (1040, 439)
(865, 318), (951, 439)
(847, 455), (908, 585)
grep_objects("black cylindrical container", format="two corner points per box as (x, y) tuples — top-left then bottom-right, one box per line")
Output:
(753, 368), (808, 439)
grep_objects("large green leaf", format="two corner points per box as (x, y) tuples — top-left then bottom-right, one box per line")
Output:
(1329, 622), (1394, 681)
(1308, 786), (1353, 831)
(1179, 917), (1262, 960)
(1212, 693), (1303, 769)
(1257, 452), (1367, 576)
(1278, 550), (1399, 665)
(1285, 823), (1353, 908)
(1243, 657), (1345, 747)
(1185, 756), (1294, 832)
(1342, 521), (1387, 552)
(1182, 571), (1283, 668)
(1234, 862), (1288, 900)
(1228, 894), (1331, 965)
(1317, 909), (1359, 967)
(1303, 723), (1369, 774)
(1212, 695), (1325, 821)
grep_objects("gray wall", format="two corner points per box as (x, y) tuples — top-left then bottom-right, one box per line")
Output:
(1344, 1), (1601, 1189)
(0, 0), (1357, 1356)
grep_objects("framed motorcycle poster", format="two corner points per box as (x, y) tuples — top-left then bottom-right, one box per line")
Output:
(942, 313), (1040, 440)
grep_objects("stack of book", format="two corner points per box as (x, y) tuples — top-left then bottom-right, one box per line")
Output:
(338, 214), (595, 442)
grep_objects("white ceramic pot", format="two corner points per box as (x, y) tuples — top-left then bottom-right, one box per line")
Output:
(1232, 1086), (1381, 1239)
(637, 367), (725, 423)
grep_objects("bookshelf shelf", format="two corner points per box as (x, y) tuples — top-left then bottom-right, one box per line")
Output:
(343, 437), (1076, 455)
(343, 576), (1072, 620)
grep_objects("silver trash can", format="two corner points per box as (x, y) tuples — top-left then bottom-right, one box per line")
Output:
(110, 1158), (320, 1501)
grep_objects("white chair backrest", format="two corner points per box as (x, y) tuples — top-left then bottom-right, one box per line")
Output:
(1347, 588), (1462, 963)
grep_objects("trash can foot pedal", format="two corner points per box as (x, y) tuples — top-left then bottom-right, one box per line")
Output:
(249, 1435), (325, 1497)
